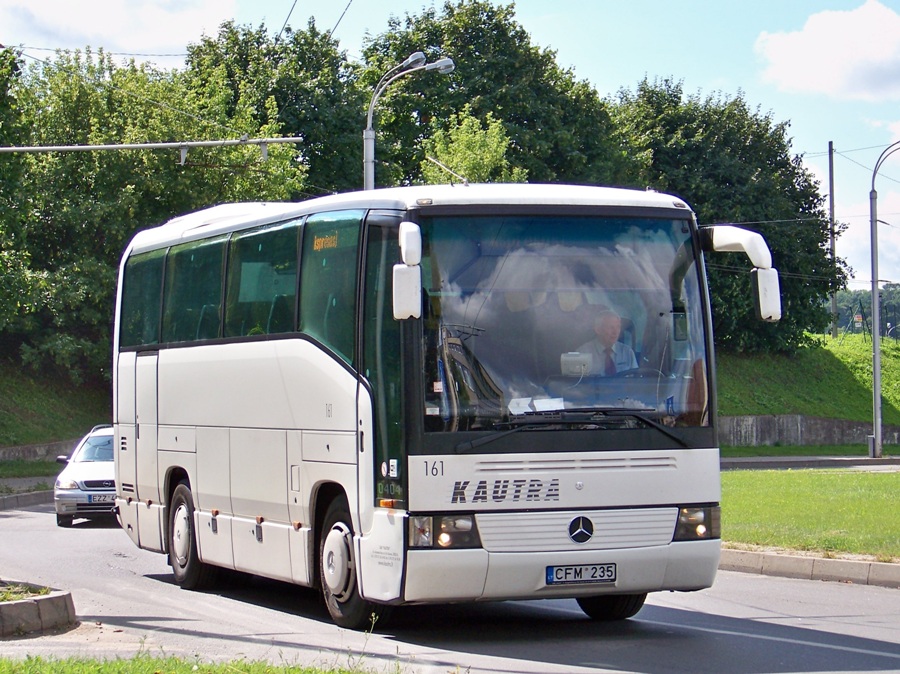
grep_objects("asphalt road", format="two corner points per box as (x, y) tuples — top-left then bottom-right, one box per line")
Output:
(2, 503), (900, 674)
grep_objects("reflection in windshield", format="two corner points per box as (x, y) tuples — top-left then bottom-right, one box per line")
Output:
(420, 215), (709, 433)
(75, 437), (114, 462)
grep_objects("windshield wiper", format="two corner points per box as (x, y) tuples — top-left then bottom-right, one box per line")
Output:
(454, 410), (623, 452)
(564, 407), (690, 448)
(453, 407), (691, 452)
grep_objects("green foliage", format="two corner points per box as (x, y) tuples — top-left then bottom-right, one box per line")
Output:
(0, 460), (60, 478)
(0, 658), (358, 674)
(5, 48), (306, 384)
(0, 583), (50, 602)
(718, 333), (900, 424)
(613, 78), (848, 353)
(421, 104), (526, 183)
(722, 470), (900, 558)
(0, 360), (110, 448)
(362, 0), (627, 187)
(0, 7), (861, 381)
(184, 19), (364, 196)
(835, 284), (900, 336)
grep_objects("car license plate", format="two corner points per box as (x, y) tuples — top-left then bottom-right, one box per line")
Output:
(546, 563), (616, 585)
(89, 494), (115, 503)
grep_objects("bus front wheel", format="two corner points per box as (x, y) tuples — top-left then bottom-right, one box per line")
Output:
(577, 593), (647, 621)
(168, 481), (217, 589)
(319, 497), (389, 630)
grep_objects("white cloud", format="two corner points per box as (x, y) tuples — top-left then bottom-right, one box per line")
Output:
(755, 0), (900, 101)
(1, 0), (236, 68)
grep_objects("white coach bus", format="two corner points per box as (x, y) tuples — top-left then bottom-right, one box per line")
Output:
(113, 184), (780, 629)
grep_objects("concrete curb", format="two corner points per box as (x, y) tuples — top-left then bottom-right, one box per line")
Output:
(720, 549), (900, 588)
(0, 583), (77, 637)
(0, 489), (53, 511)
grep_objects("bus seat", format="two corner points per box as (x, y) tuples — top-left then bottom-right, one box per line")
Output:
(196, 304), (220, 340)
(267, 294), (293, 334)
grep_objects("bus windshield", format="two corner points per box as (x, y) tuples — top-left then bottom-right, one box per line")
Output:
(420, 214), (710, 434)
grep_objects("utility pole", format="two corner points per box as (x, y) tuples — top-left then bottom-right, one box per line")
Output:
(829, 141), (838, 338)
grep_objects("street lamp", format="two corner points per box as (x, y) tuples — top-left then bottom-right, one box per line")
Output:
(868, 140), (900, 458)
(363, 51), (455, 190)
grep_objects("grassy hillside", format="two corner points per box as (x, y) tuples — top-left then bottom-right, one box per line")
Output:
(1, 333), (898, 447)
(718, 333), (900, 425)
(0, 360), (111, 448)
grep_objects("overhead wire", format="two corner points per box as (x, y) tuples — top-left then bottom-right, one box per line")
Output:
(15, 47), (244, 138)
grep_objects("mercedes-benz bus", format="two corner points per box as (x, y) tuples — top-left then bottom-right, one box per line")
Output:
(113, 184), (780, 629)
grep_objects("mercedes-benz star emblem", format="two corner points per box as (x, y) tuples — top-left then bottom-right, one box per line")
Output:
(568, 516), (593, 544)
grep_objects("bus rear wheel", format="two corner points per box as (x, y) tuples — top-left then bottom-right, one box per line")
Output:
(319, 496), (389, 630)
(168, 481), (217, 589)
(577, 593), (647, 621)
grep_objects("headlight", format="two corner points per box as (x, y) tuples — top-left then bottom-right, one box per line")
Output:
(55, 478), (79, 490)
(673, 505), (720, 541)
(409, 514), (481, 549)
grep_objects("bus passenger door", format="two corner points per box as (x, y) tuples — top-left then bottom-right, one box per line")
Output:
(116, 351), (140, 546)
(134, 352), (164, 552)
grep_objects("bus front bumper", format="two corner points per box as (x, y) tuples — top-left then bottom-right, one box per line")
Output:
(402, 539), (720, 603)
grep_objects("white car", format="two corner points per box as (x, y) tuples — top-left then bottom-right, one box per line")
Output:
(54, 425), (117, 527)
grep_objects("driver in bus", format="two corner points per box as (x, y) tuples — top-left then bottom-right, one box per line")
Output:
(575, 310), (638, 375)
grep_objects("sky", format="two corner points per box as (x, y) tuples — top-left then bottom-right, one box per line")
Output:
(4, 0), (900, 292)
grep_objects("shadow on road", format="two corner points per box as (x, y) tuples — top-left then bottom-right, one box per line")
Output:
(115, 571), (900, 674)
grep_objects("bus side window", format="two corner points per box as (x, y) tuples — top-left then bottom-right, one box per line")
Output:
(120, 248), (165, 348)
(299, 210), (364, 364)
(224, 220), (300, 337)
(162, 236), (227, 344)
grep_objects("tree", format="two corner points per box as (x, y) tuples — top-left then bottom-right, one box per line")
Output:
(0, 46), (33, 337)
(613, 78), (848, 353)
(7, 48), (306, 383)
(184, 19), (365, 195)
(421, 104), (526, 183)
(361, 0), (631, 187)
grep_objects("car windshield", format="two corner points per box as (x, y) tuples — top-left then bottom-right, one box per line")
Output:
(420, 213), (710, 433)
(73, 435), (114, 462)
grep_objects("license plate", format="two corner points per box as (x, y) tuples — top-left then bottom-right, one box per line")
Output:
(89, 494), (115, 503)
(546, 563), (617, 585)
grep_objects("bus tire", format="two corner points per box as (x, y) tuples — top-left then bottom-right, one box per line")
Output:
(168, 481), (217, 590)
(319, 496), (389, 630)
(577, 593), (647, 621)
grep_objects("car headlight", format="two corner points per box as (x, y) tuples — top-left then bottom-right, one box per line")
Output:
(673, 505), (720, 541)
(55, 478), (79, 491)
(409, 514), (481, 549)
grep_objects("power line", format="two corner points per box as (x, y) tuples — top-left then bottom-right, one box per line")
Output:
(275, 0), (299, 44)
(332, 0), (355, 35)
(14, 44), (188, 58)
(15, 46), (244, 138)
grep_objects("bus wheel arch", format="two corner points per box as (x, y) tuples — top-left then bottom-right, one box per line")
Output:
(167, 478), (217, 590)
(316, 488), (389, 630)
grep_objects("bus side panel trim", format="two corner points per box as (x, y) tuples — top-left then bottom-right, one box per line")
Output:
(357, 509), (405, 602)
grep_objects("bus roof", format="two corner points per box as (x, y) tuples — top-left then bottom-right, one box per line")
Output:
(125, 184), (693, 255)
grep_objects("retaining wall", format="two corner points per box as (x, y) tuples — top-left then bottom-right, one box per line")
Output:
(0, 439), (78, 462)
(720, 415), (900, 447)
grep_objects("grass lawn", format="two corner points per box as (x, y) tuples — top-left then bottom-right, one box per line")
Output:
(0, 659), (351, 673)
(0, 459), (61, 479)
(721, 469), (900, 561)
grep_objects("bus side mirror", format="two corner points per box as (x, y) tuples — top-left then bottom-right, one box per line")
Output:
(399, 221), (421, 266)
(752, 267), (781, 322)
(701, 224), (781, 322)
(393, 222), (422, 320)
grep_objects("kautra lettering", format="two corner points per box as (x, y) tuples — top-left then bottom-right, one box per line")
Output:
(450, 478), (560, 504)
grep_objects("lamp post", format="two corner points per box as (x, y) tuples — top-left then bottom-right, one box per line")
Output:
(364, 52), (455, 190)
(868, 140), (900, 458)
